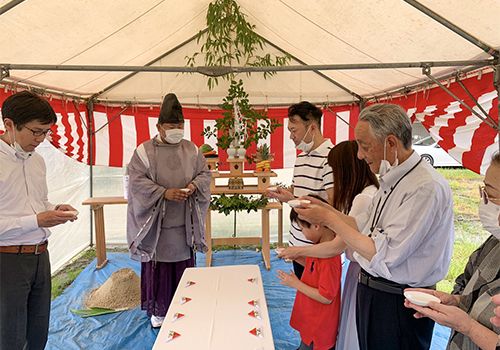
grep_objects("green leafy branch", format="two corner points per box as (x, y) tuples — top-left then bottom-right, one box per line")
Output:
(185, 0), (291, 88)
(210, 194), (269, 216)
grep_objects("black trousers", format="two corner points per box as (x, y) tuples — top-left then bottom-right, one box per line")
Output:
(0, 251), (51, 350)
(293, 260), (305, 279)
(356, 282), (434, 350)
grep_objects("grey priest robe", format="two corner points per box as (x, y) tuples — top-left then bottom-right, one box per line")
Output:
(127, 136), (211, 262)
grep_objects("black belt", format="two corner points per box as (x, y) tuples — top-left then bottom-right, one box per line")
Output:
(358, 269), (435, 295)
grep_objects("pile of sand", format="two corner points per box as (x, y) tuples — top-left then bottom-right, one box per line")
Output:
(85, 268), (141, 310)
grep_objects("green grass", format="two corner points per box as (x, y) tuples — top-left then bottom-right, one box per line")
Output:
(436, 168), (488, 293)
(51, 168), (489, 297)
(51, 248), (96, 300)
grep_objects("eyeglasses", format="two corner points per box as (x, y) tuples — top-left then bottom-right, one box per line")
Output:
(23, 126), (53, 137)
(479, 185), (500, 205)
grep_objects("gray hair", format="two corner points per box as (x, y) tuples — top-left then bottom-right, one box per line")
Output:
(359, 104), (412, 149)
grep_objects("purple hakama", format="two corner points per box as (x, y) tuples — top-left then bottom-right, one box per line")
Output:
(141, 255), (195, 317)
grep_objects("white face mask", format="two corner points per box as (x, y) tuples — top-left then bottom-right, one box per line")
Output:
(163, 128), (184, 144)
(479, 200), (500, 239)
(296, 125), (314, 153)
(378, 138), (398, 177)
(9, 132), (31, 160)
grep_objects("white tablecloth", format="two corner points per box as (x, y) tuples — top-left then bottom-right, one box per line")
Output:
(152, 265), (275, 350)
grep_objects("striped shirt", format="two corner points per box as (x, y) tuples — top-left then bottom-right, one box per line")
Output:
(289, 139), (334, 247)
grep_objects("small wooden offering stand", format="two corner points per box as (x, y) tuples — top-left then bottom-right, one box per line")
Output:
(205, 157), (283, 270)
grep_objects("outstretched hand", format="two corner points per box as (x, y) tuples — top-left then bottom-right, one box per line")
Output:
(404, 288), (459, 307)
(265, 187), (295, 203)
(278, 246), (304, 260)
(37, 210), (75, 227)
(294, 196), (336, 226)
(404, 299), (472, 335)
(277, 269), (300, 288)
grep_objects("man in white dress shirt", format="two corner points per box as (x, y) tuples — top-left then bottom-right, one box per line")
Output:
(295, 103), (454, 350)
(0, 91), (77, 350)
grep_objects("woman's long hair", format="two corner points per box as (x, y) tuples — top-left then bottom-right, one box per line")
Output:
(328, 140), (379, 214)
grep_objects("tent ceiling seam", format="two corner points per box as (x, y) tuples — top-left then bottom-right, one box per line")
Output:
(243, 4), (415, 92)
(74, 8), (209, 95)
(404, 0), (499, 59)
(277, 0), (420, 80)
(256, 34), (363, 101)
(16, 0), (168, 85)
(92, 28), (208, 99)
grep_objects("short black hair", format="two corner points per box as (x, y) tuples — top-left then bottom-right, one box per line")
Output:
(1, 91), (57, 129)
(288, 101), (322, 127)
(289, 194), (328, 228)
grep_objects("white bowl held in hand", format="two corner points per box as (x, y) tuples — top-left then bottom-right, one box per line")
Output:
(287, 199), (311, 208)
(404, 291), (441, 307)
(180, 188), (191, 193)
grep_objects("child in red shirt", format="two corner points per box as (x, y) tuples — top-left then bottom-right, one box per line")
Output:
(278, 202), (341, 350)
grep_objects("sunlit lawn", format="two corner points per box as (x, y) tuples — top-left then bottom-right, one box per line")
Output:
(436, 168), (487, 292)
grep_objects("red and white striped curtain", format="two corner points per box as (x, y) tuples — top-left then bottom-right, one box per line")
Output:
(0, 71), (497, 174)
(385, 71), (498, 174)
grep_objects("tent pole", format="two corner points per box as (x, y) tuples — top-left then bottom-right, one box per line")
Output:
(0, 0), (24, 16)
(423, 66), (498, 130)
(1, 59), (494, 74)
(258, 35), (363, 102)
(95, 29), (208, 99)
(86, 98), (95, 247)
(403, 0), (498, 58)
(366, 65), (486, 103)
(456, 75), (498, 126)
(359, 99), (366, 111)
(495, 65), (500, 151)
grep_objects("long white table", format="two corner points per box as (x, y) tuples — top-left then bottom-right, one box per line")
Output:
(152, 265), (275, 350)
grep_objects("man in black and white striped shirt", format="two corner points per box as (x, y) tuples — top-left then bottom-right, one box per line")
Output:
(268, 101), (333, 278)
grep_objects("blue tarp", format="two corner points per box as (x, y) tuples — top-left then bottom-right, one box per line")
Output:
(48, 251), (451, 349)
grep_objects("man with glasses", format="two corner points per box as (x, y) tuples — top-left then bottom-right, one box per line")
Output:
(294, 104), (455, 350)
(0, 91), (77, 350)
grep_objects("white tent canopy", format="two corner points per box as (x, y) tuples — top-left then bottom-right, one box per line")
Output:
(0, 0), (499, 271)
(1, 0), (499, 105)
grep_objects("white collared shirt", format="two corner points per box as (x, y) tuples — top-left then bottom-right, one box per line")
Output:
(0, 139), (54, 245)
(353, 151), (454, 287)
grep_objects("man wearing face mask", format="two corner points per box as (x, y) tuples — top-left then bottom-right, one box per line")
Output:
(405, 151), (500, 350)
(267, 101), (334, 279)
(126, 93), (211, 328)
(293, 103), (455, 350)
(0, 91), (78, 350)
